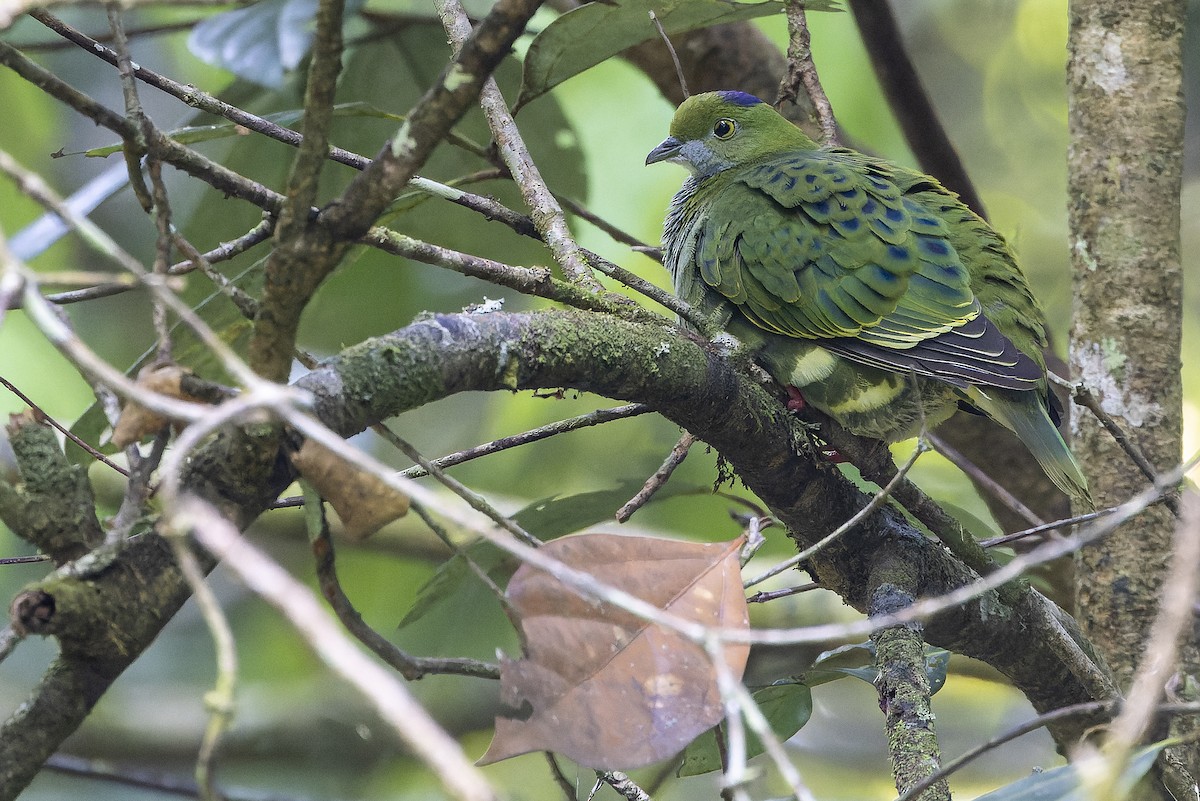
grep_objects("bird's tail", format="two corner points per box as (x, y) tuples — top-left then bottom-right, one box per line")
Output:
(966, 387), (1093, 509)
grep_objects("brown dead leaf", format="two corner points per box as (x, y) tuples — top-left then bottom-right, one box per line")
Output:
(111, 363), (196, 448)
(479, 532), (749, 770)
(291, 439), (409, 541)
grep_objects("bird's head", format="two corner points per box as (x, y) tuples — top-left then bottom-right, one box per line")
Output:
(646, 91), (817, 177)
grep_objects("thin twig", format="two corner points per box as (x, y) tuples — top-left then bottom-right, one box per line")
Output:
(616, 431), (697, 522)
(360, 227), (664, 324)
(106, 428), (168, 545)
(275, 404), (651, 507)
(709, 638), (816, 801)
(928, 432), (1045, 528)
(167, 536), (238, 801)
(307, 490), (500, 680)
(0, 626), (22, 664)
(0, 555), (52, 566)
(777, 0), (838, 145)
(146, 160), (177, 360)
(25, 220), (274, 309)
(439, 0), (603, 292)
(1064, 377), (1179, 515)
(544, 753), (577, 801)
(178, 496), (499, 801)
(42, 753), (329, 801)
(372, 425), (542, 549)
(582, 248), (711, 330)
(555, 193), (655, 251)
(979, 507), (1115, 549)
(0, 374), (129, 476)
(13, 18), (201, 50)
(743, 442), (926, 589)
(0, 148), (147, 277)
(400, 404), (651, 479)
(648, 11), (687, 99)
(746, 582), (819, 603)
(106, 5), (153, 212)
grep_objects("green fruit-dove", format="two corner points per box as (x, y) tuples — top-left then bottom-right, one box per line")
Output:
(647, 91), (1090, 506)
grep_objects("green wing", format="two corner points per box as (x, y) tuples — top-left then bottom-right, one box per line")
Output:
(688, 151), (1042, 391)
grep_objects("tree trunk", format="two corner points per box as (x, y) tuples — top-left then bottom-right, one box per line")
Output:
(1067, 0), (1194, 779)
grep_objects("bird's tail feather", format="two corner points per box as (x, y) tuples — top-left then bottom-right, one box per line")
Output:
(967, 388), (1093, 509)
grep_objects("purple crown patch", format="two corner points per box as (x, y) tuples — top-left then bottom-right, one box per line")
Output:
(718, 91), (764, 107)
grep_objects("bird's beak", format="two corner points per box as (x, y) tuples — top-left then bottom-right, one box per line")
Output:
(645, 136), (683, 166)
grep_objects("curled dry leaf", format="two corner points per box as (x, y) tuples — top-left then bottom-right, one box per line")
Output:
(111, 363), (198, 448)
(479, 532), (749, 770)
(291, 439), (409, 541)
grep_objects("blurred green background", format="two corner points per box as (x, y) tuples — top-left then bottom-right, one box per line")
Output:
(1, 1), (1197, 798)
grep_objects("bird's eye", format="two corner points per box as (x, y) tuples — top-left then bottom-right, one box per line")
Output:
(713, 118), (736, 140)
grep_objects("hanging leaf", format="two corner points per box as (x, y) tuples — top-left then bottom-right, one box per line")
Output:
(516, 0), (841, 110)
(677, 680), (813, 776)
(292, 439), (410, 541)
(110, 363), (204, 448)
(972, 742), (1168, 801)
(480, 532), (749, 769)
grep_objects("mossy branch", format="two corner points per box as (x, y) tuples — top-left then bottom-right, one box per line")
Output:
(0, 412), (102, 564)
(1, 309), (1117, 797)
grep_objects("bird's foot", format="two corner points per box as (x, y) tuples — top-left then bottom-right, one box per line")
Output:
(785, 385), (807, 413)
(819, 448), (848, 464)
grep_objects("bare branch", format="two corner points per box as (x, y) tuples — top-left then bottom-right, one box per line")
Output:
(776, 0), (838, 145)
(616, 431), (696, 522)
(439, 0), (602, 292)
(399, 403), (651, 479)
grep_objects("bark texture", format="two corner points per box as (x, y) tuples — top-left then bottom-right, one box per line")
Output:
(1067, 0), (1195, 781)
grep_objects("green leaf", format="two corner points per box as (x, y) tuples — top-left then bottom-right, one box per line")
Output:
(924, 648), (950, 695)
(397, 541), (508, 629)
(516, 0), (840, 110)
(973, 742), (1168, 801)
(677, 681), (813, 776)
(813, 641), (874, 667)
(809, 642), (951, 694)
(511, 480), (705, 541)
